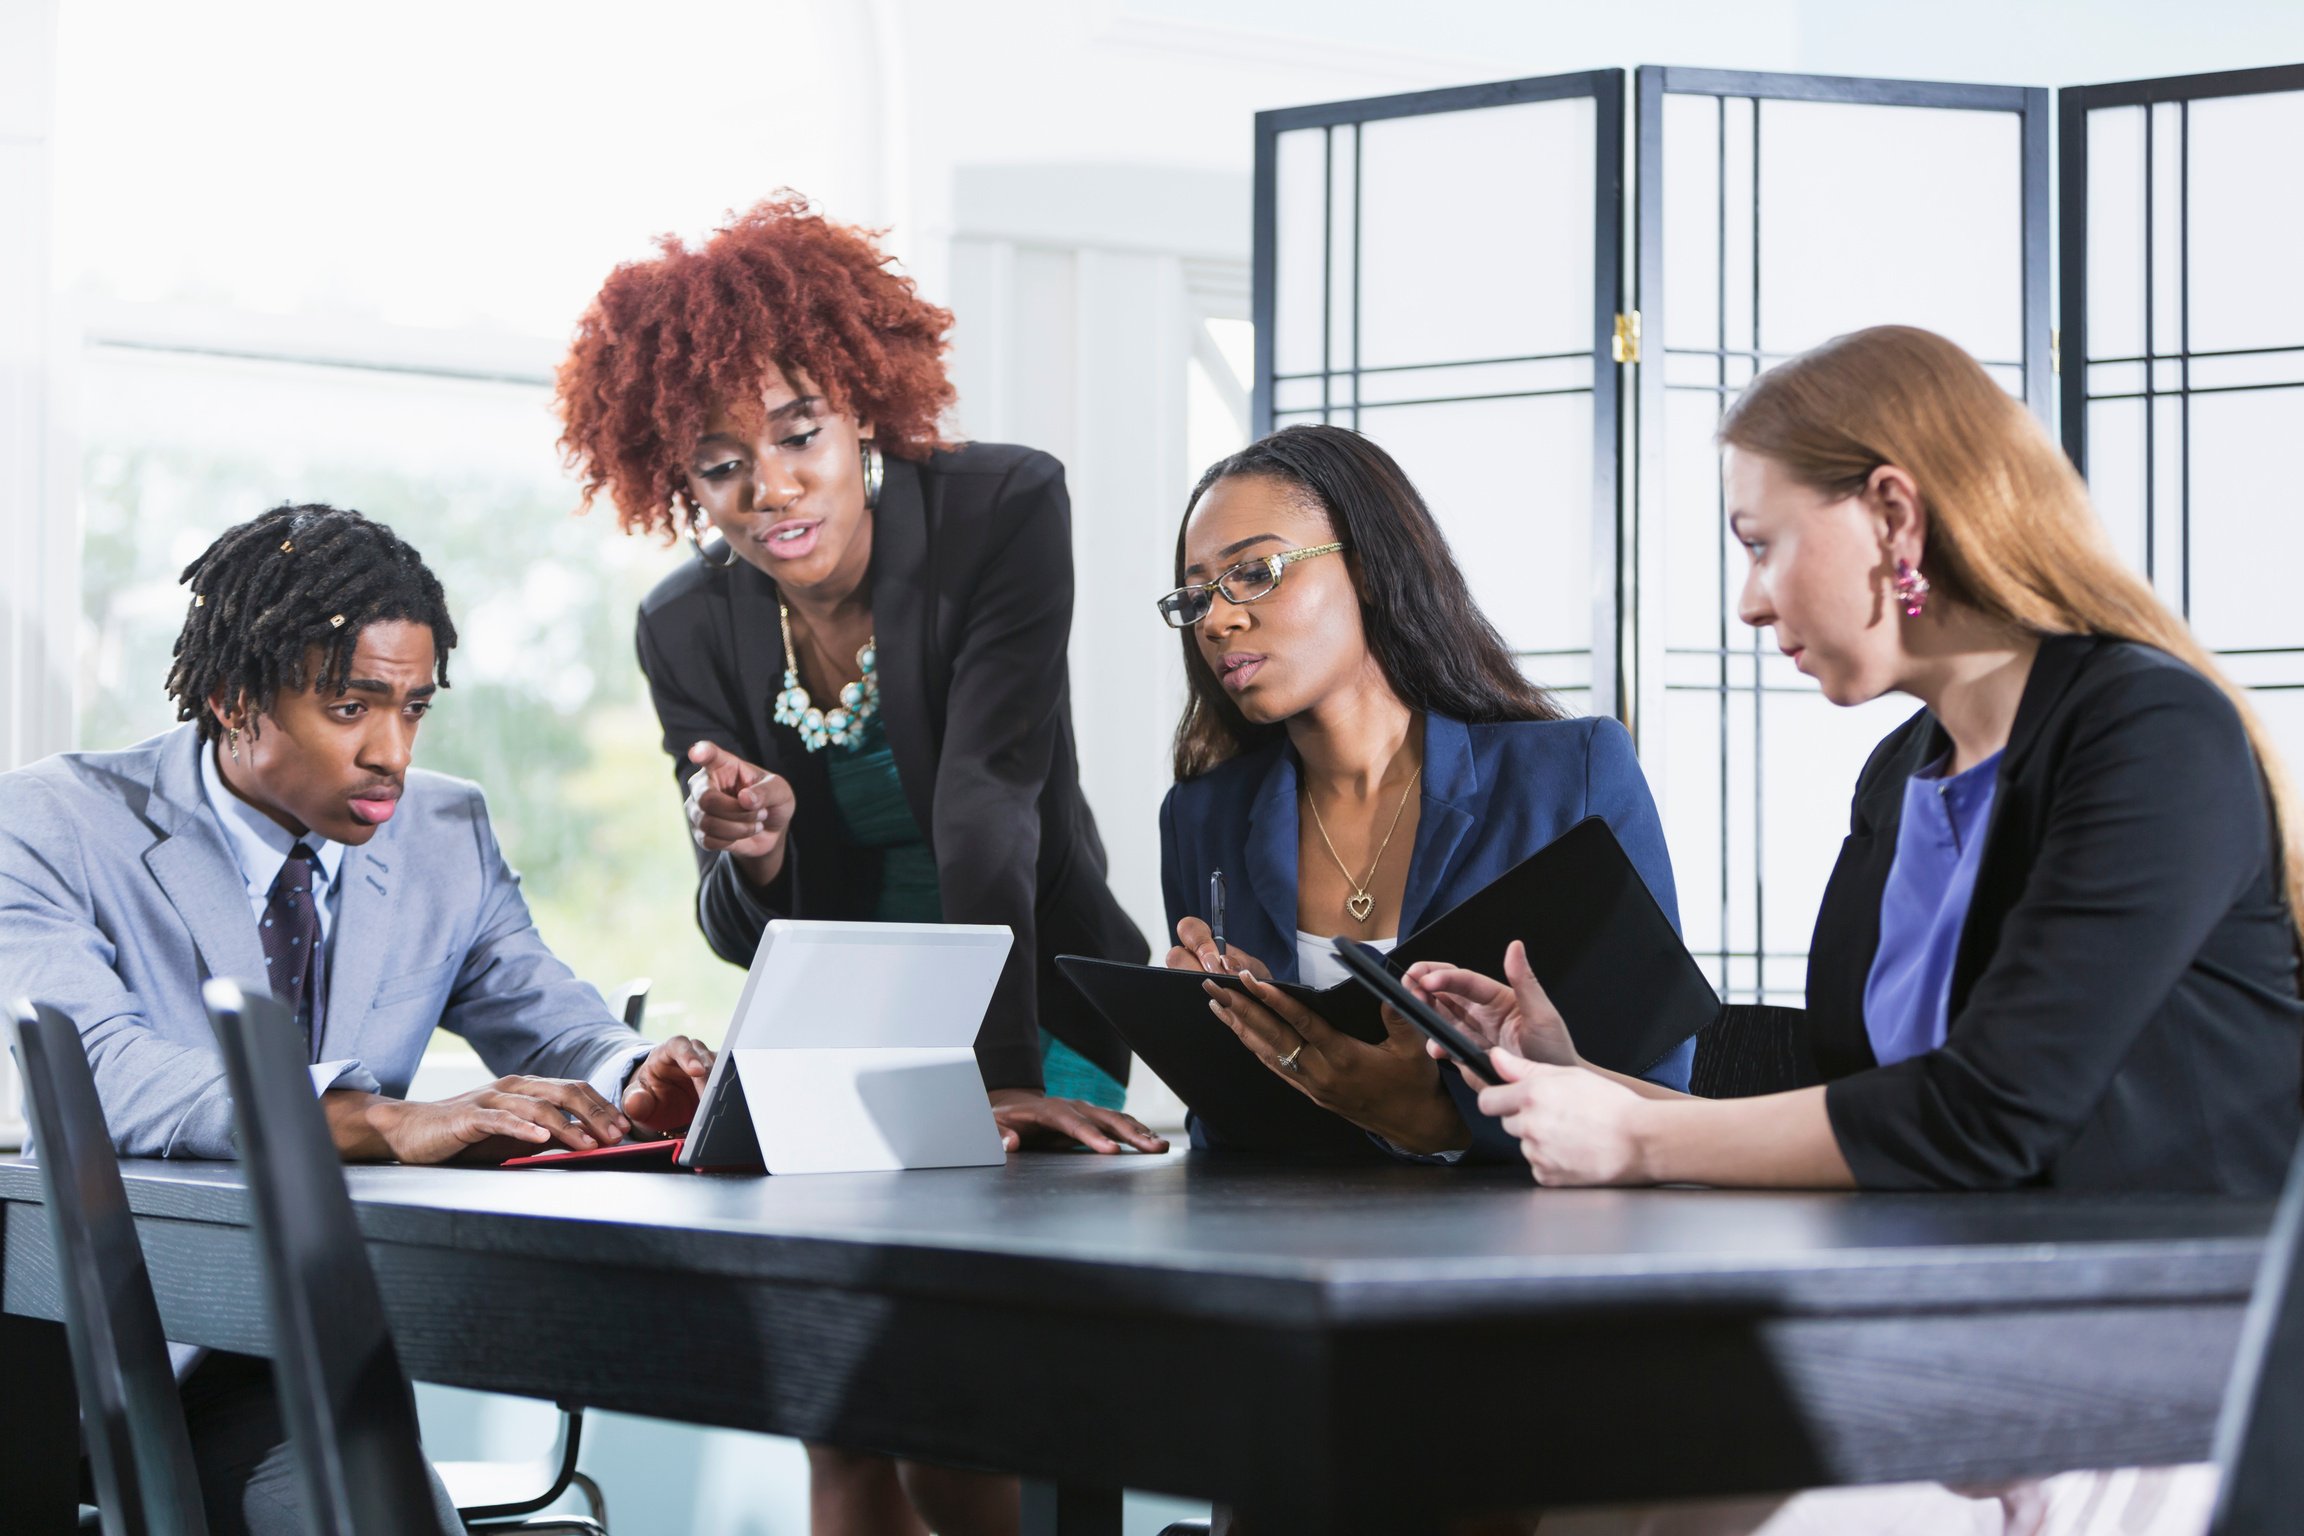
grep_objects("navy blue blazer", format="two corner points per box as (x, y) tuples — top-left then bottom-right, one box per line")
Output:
(1158, 712), (1694, 1160)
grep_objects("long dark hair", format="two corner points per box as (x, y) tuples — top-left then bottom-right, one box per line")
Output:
(1171, 424), (1563, 779)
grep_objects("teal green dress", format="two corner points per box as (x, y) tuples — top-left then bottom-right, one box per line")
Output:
(824, 716), (1126, 1109)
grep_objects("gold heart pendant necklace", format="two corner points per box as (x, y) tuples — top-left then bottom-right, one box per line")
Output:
(1305, 762), (1423, 928)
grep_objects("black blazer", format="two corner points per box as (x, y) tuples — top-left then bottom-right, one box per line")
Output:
(634, 442), (1146, 1091)
(1780, 634), (2303, 1194)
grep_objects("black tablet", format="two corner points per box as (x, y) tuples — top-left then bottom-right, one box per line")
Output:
(1328, 938), (1505, 1086)
(1057, 817), (1723, 1157)
(1051, 957), (1390, 1159)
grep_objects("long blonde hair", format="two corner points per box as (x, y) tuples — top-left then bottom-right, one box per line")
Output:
(1720, 324), (2304, 945)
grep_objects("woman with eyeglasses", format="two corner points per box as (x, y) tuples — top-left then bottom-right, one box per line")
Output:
(557, 194), (1164, 1536)
(1156, 423), (1694, 1159)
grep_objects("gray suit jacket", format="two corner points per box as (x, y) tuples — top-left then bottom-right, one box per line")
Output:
(0, 724), (647, 1158)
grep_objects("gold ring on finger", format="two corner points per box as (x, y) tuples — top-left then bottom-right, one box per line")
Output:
(1276, 1044), (1305, 1073)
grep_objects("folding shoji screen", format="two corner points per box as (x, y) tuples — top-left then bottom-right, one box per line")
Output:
(1252, 71), (1627, 717)
(2061, 64), (2304, 778)
(1251, 62), (2304, 1008)
(1630, 68), (2050, 1003)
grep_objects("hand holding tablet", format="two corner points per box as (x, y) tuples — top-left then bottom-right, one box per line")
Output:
(1399, 942), (1583, 1073)
(1328, 937), (1505, 1086)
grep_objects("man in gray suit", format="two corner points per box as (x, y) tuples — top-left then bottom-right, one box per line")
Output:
(0, 502), (714, 1530)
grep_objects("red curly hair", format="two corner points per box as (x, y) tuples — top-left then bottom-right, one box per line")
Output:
(555, 193), (956, 539)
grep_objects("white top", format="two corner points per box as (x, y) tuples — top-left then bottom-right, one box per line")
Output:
(1295, 930), (1397, 990)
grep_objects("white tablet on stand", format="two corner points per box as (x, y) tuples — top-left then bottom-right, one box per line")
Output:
(677, 920), (1013, 1175)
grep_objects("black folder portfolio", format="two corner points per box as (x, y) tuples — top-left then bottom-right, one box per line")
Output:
(1057, 817), (1722, 1156)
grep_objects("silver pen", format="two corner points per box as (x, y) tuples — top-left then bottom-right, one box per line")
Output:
(1209, 869), (1228, 973)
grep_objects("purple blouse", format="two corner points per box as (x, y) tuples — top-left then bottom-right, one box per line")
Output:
(1862, 749), (2004, 1066)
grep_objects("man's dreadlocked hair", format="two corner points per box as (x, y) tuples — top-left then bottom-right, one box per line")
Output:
(166, 503), (458, 741)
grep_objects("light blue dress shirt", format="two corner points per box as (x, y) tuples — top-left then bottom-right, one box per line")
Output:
(1862, 749), (2004, 1067)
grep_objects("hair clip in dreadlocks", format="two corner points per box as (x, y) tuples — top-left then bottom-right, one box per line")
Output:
(329, 614), (346, 628)
(280, 538), (295, 553)
(193, 595), (204, 607)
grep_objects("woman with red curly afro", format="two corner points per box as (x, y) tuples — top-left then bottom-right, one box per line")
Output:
(557, 196), (1165, 1533)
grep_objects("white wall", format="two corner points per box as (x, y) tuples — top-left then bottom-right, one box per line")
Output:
(943, 163), (1249, 946)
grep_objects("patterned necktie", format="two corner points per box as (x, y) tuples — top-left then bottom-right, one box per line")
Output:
(259, 843), (327, 1055)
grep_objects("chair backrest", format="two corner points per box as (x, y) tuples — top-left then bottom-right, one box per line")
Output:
(7, 999), (210, 1536)
(1688, 1003), (1822, 1100)
(200, 979), (454, 1536)
(2209, 1131), (2304, 1533)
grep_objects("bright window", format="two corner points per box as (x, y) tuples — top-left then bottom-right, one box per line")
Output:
(76, 344), (748, 1041)
(53, 0), (897, 1046)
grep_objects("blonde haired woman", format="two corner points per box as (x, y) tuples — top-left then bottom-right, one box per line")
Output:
(1413, 324), (2302, 1531)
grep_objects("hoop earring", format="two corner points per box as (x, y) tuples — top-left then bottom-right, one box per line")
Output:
(683, 500), (738, 569)
(1894, 558), (1932, 619)
(860, 440), (883, 512)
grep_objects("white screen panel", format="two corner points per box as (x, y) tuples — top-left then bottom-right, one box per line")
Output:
(1758, 101), (2022, 363)
(2194, 349), (2304, 390)
(1662, 92), (1721, 353)
(1356, 393), (1591, 657)
(1328, 124), (1358, 380)
(2087, 106), (2147, 363)
(1661, 383), (1731, 655)
(2188, 388), (2304, 651)
(1722, 98), (1757, 359)
(2151, 394), (2186, 600)
(2151, 103), (2185, 360)
(1660, 684), (1730, 968)
(2188, 91), (2304, 354)
(1273, 128), (1328, 379)
(1356, 97), (1594, 369)
(2250, 693), (2304, 809)
(1354, 355), (1590, 405)
(2085, 396), (2149, 576)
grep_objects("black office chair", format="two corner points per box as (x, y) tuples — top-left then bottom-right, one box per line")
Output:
(1688, 1003), (1821, 1099)
(434, 1415), (604, 1531)
(2207, 1130), (2304, 1533)
(201, 979), (605, 1536)
(6, 998), (210, 1536)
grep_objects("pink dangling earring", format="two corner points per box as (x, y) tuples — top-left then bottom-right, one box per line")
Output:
(1894, 558), (1931, 619)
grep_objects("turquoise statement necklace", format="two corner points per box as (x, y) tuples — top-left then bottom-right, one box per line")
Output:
(774, 597), (879, 752)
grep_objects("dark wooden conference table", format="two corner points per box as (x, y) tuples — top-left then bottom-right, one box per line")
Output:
(0, 1150), (2274, 1534)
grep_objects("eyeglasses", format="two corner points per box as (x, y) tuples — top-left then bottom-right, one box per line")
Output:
(1154, 542), (1346, 629)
